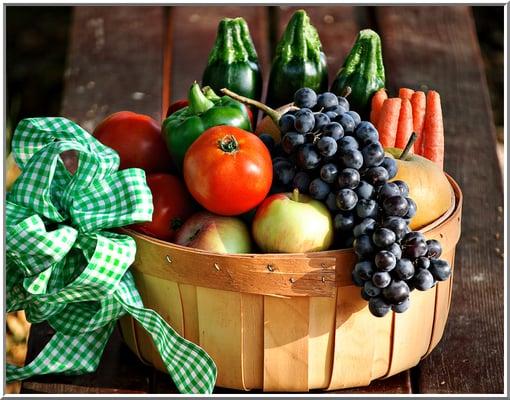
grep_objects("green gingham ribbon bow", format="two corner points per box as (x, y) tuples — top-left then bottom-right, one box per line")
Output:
(6, 117), (217, 394)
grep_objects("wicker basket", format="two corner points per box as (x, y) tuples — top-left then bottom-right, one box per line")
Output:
(119, 175), (462, 392)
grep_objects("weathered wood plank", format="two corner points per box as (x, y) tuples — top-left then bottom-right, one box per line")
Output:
(168, 6), (270, 102)
(375, 5), (504, 393)
(60, 6), (167, 130)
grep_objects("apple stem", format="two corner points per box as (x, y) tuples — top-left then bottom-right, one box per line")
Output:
(220, 87), (281, 125)
(340, 86), (352, 98)
(399, 132), (418, 160)
(292, 188), (300, 202)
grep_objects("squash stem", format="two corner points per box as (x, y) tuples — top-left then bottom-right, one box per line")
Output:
(221, 88), (281, 124)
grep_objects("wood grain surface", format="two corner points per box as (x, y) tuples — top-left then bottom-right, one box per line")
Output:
(21, 4), (503, 395)
(376, 6), (504, 393)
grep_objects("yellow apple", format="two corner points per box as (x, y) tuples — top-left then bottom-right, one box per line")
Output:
(385, 148), (452, 230)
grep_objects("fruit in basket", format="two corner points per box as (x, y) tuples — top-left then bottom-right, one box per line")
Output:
(175, 211), (251, 254)
(385, 147), (451, 230)
(331, 29), (385, 113)
(266, 10), (328, 108)
(93, 111), (174, 173)
(202, 17), (262, 102)
(162, 82), (252, 169)
(131, 174), (193, 241)
(183, 125), (272, 216)
(252, 189), (333, 253)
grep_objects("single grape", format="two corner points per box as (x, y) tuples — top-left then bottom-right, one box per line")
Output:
(337, 96), (350, 111)
(378, 182), (401, 201)
(354, 260), (375, 280)
(361, 142), (385, 167)
(279, 114), (296, 134)
(320, 163), (338, 184)
(426, 239), (442, 259)
(325, 104), (347, 117)
(375, 250), (397, 272)
(337, 134), (363, 153)
(368, 296), (391, 317)
(317, 136), (338, 157)
(337, 113), (356, 134)
(326, 192), (339, 211)
(356, 198), (378, 219)
(393, 180), (409, 197)
(382, 216), (409, 241)
(405, 197), (417, 219)
(372, 228), (396, 248)
(352, 269), (365, 287)
(346, 111), (361, 126)
(364, 166), (389, 186)
(337, 168), (361, 189)
(364, 280), (381, 297)
(354, 234), (375, 258)
(355, 121), (379, 144)
(258, 133), (275, 154)
(340, 149), (364, 169)
(413, 269), (435, 290)
(361, 287), (372, 301)
(402, 231), (426, 244)
(294, 87), (317, 109)
(382, 195), (409, 217)
(381, 157), (398, 179)
(372, 271), (392, 288)
(292, 171), (311, 193)
(402, 236), (428, 259)
(309, 178), (330, 200)
(273, 160), (295, 185)
(294, 108), (315, 134)
(394, 258), (415, 280)
(392, 297), (410, 313)
(317, 92), (338, 109)
(281, 132), (305, 154)
(296, 144), (321, 170)
(322, 122), (344, 140)
(353, 218), (377, 237)
(382, 280), (410, 304)
(334, 212), (355, 231)
(355, 181), (375, 200)
(414, 256), (430, 269)
(386, 242), (402, 260)
(314, 113), (331, 131)
(325, 111), (338, 120)
(336, 188), (358, 211)
(429, 259), (452, 281)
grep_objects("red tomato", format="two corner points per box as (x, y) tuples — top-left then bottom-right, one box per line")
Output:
(165, 100), (189, 117)
(183, 126), (272, 216)
(94, 111), (173, 173)
(132, 174), (194, 241)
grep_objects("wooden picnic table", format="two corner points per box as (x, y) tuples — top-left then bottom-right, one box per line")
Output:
(21, 5), (503, 394)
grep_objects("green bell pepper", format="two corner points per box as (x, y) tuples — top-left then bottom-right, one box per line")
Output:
(162, 82), (252, 169)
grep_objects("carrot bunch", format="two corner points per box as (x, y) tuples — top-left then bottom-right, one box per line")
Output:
(370, 87), (444, 169)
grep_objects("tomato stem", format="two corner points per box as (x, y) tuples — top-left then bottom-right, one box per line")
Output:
(218, 135), (239, 153)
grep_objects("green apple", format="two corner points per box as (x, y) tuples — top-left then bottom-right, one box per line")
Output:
(175, 212), (251, 254)
(385, 148), (452, 230)
(252, 189), (333, 253)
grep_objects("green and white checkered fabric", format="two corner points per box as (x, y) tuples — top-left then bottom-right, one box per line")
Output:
(6, 117), (217, 394)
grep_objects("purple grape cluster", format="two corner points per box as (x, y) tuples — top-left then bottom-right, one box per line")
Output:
(258, 87), (452, 317)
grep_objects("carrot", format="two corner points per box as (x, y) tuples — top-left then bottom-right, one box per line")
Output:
(410, 91), (426, 154)
(399, 87), (414, 100)
(395, 98), (413, 151)
(370, 89), (388, 126)
(376, 98), (402, 148)
(422, 90), (444, 169)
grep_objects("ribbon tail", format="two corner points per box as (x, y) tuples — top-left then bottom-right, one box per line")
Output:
(114, 291), (217, 394)
(6, 323), (115, 382)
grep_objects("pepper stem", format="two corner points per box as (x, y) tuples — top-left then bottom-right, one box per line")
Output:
(188, 82), (215, 114)
(221, 88), (281, 124)
(399, 132), (418, 160)
(202, 86), (221, 101)
(218, 135), (239, 153)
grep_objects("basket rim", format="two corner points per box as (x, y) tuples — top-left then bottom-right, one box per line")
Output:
(123, 173), (462, 259)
